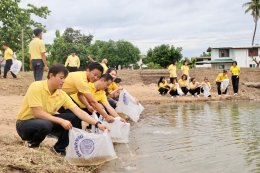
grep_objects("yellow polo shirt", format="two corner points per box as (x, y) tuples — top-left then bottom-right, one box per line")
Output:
(170, 83), (178, 91)
(189, 82), (199, 89)
(181, 65), (189, 76)
(62, 71), (90, 95)
(108, 82), (119, 93)
(215, 73), (228, 82)
(178, 79), (188, 87)
(70, 82), (108, 108)
(201, 81), (211, 88)
(4, 47), (13, 60)
(29, 37), (46, 59)
(100, 63), (108, 74)
(158, 81), (168, 89)
(168, 64), (177, 77)
(17, 80), (76, 120)
(230, 66), (240, 76)
(65, 55), (80, 68)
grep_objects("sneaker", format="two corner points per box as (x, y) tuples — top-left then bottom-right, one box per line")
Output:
(196, 95), (200, 98)
(51, 147), (66, 156)
(24, 141), (40, 148)
(234, 93), (238, 96)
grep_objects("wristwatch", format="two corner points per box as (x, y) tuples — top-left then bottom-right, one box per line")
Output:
(95, 121), (102, 128)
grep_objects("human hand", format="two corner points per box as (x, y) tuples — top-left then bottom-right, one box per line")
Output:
(97, 123), (109, 131)
(61, 119), (73, 130)
(87, 105), (95, 113)
(44, 65), (49, 72)
(120, 117), (126, 123)
(105, 116), (115, 123)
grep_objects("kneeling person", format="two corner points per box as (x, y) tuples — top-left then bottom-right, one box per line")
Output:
(16, 64), (108, 155)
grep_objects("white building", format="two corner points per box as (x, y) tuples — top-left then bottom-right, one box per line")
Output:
(209, 46), (260, 69)
(194, 56), (211, 68)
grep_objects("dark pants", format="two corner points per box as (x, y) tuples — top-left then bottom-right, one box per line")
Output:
(169, 89), (179, 96)
(189, 87), (200, 96)
(16, 113), (81, 152)
(170, 77), (177, 84)
(232, 75), (239, 94)
(216, 82), (227, 95)
(181, 87), (189, 95)
(67, 66), (78, 72)
(4, 59), (16, 78)
(158, 87), (169, 95)
(32, 59), (44, 81)
(108, 98), (117, 109)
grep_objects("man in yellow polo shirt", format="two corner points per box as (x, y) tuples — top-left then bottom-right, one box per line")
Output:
(62, 62), (115, 123)
(65, 51), (80, 72)
(168, 59), (177, 83)
(16, 64), (108, 155)
(29, 28), (48, 81)
(70, 74), (125, 122)
(0, 43), (17, 78)
(215, 70), (228, 96)
(230, 61), (240, 96)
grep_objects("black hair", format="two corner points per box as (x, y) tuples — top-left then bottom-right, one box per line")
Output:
(106, 68), (117, 74)
(3, 42), (9, 47)
(181, 74), (188, 80)
(223, 70), (227, 73)
(100, 74), (113, 82)
(232, 61), (237, 65)
(190, 77), (195, 82)
(34, 28), (42, 37)
(87, 62), (104, 74)
(158, 76), (165, 87)
(183, 60), (189, 65)
(47, 64), (68, 79)
(204, 77), (208, 80)
(172, 59), (176, 65)
(114, 78), (122, 83)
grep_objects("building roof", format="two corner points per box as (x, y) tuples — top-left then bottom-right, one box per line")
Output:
(211, 46), (260, 50)
(210, 58), (234, 64)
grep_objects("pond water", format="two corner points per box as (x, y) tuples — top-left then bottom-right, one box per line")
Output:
(99, 101), (260, 173)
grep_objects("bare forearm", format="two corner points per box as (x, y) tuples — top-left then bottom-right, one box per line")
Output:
(41, 53), (47, 66)
(104, 104), (119, 117)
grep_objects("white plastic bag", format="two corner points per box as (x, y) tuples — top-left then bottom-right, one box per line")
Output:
(10, 59), (22, 75)
(65, 127), (117, 166)
(202, 84), (211, 97)
(176, 84), (184, 96)
(103, 117), (130, 143)
(221, 79), (229, 92)
(116, 89), (144, 122)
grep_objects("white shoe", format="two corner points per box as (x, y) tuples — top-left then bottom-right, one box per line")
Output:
(197, 95), (200, 98)
(234, 93), (238, 96)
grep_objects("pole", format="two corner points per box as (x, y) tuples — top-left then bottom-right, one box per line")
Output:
(22, 29), (25, 72)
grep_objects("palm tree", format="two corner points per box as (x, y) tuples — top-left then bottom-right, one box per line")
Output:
(243, 0), (260, 46)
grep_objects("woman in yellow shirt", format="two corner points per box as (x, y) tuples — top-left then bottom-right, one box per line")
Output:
(168, 60), (177, 83)
(189, 78), (201, 97)
(158, 76), (170, 95)
(215, 70), (228, 95)
(230, 61), (240, 95)
(181, 60), (190, 76)
(169, 78), (179, 97)
(178, 74), (189, 95)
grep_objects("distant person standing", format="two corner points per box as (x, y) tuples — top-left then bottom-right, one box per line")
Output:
(0, 43), (17, 78)
(168, 60), (177, 83)
(230, 61), (240, 96)
(181, 60), (190, 76)
(65, 51), (80, 72)
(100, 58), (108, 74)
(29, 28), (48, 81)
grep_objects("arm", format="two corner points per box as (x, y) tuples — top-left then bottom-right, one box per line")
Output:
(69, 106), (108, 131)
(32, 107), (72, 130)
(103, 103), (126, 122)
(78, 92), (94, 112)
(29, 54), (33, 70)
(83, 92), (114, 123)
(65, 57), (69, 67)
(87, 55), (96, 62)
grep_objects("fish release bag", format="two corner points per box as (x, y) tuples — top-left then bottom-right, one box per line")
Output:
(221, 79), (229, 92)
(65, 127), (117, 166)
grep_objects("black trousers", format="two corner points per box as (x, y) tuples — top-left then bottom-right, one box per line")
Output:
(189, 87), (200, 96)
(216, 82), (227, 95)
(181, 87), (189, 95)
(4, 59), (16, 78)
(16, 113), (81, 152)
(67, 66), (78, 72)
(158, 87), (169, 95)
(232, 75), (239, 93)
(169, 89), (179, 96)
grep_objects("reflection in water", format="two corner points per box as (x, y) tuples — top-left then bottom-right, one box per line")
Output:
(99, 102), (260, 173)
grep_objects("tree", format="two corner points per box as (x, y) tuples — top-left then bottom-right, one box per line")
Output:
(145, 44), (182, 68)
(0, 0), (50, 70)
(48, 28), (93, 68)
(243, 0), (260, 46)
(87, 40), (140, 68)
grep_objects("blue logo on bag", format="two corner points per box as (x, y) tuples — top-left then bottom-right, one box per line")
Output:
(123, 93), (129, 105)
(80, 139), (94, 155)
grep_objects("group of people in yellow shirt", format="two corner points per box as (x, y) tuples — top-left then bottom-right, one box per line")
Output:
(16, 62), (124, 155)
(159, 60), (240, 97)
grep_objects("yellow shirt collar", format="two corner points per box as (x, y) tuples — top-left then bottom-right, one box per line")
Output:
(43, 80), (61, 96)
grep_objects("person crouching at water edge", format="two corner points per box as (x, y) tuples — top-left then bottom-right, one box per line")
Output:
(169, 78), (180, 97)
(201, 77), (211, 97)
(215, 70), (229, 96)
(16, 64), (108, 155)
(230, 61), (240, 96)
(157, 76), (170, 95)
(189, 77), (201, 97)
(70, 74), (126, 124)
(178, 74), (189, 95)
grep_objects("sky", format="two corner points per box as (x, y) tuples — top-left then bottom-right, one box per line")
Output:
(21, 0), (260, 57)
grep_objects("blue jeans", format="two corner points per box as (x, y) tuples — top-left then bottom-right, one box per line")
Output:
(32, 59), (44, 81)
(16, 113), (81, 152)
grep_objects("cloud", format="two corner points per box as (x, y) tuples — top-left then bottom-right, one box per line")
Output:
(20, 0), (259, 57)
